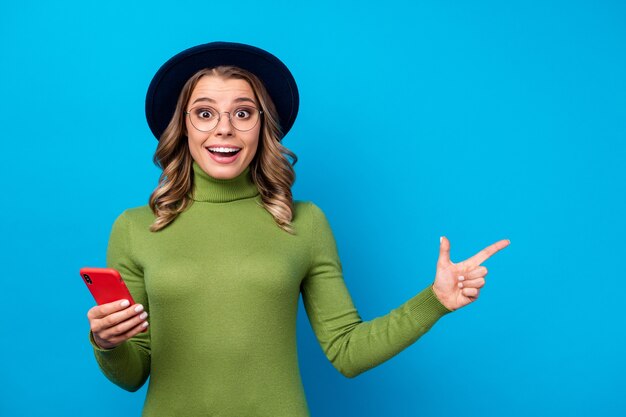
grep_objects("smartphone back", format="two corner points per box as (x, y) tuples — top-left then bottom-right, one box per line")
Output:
(80, 267), (135, 306)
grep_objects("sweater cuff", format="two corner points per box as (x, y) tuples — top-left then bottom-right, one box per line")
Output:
(405, 284), (453, 327)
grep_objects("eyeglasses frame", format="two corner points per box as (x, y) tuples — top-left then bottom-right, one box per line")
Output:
(184, 105), (264, 132)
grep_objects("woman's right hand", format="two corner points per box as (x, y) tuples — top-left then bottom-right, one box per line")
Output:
(87, 299), (149, 350)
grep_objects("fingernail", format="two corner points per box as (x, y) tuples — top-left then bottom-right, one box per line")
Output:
(139, 312), (148, 320)
(120, 300), (130, 307)
(134, 305), (144, 313)
(142, 321), (149, 327)
(458, 276), (465, 281)
(440, 236), (442, 243)
(458, 282), (464, 288)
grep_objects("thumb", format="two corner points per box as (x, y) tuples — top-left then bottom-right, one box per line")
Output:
(438, 236), (451, 265)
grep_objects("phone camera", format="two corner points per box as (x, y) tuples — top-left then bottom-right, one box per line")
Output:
(83, 273), (93, 284)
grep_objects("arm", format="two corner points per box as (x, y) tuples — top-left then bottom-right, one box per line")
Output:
(88, 211), (151, 392)
(300, 203), (452, 379)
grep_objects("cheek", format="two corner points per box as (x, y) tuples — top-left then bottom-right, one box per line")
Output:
(187, 134), (205, 159)
(186, 122), (204, 145)
(245, 132), (261, 156)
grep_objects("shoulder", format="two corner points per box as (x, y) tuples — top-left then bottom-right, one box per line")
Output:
(111, 204), (155, 230)
(123, 204), (154, 220)
(293, 200), (338, 251)
(292, 200), (333, 228)
(293, 200), (324, 219)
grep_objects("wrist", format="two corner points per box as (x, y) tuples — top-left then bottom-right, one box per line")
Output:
(90, 330), (116, 351)
(431, 284), (455, 312)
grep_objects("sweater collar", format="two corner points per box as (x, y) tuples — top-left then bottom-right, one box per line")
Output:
(191, 161), (259, 203)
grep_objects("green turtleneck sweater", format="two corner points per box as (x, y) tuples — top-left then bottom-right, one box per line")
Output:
(89, 161), (453, 416)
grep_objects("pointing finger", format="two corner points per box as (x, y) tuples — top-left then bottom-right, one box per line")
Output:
(465, 239), (510, 268)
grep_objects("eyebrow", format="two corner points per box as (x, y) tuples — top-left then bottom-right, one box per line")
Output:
(191, 97), (257, 105)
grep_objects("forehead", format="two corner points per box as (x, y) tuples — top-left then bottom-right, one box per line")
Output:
(189, 75), (255, 101)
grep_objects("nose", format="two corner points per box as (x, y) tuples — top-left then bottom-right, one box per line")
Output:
(215, 112), (234, 136)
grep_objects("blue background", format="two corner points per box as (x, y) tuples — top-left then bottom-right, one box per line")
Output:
(1, 1), (624, 416)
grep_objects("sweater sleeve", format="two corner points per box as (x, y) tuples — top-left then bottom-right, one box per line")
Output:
(88, 210), (151, 392)
(300, 202), (453, 378)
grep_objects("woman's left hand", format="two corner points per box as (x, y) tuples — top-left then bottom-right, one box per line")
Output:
(432, 236), (510, 311)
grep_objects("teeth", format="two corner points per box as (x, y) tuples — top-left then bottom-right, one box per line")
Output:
(208, 147), (240, 153)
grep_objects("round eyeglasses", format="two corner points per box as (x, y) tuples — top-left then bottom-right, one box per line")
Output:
(184, 105), (263, 132)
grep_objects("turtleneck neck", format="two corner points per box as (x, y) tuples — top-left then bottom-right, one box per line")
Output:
(191, 161), (260, 203)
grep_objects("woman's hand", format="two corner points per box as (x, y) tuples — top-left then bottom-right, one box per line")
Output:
(432, 236), (510, 311)
(87, 299), (149, 350)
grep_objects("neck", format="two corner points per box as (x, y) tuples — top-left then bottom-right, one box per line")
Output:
(191, 161), (260, 203)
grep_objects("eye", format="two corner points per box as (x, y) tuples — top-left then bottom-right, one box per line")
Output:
(234, 108), (252, 119)
(194, 108), (215, 119)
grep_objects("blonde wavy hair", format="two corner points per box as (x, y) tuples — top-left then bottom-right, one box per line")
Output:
(148, 66), (298, 234)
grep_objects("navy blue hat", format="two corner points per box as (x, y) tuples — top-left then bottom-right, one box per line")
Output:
(145, 41), (299, 141)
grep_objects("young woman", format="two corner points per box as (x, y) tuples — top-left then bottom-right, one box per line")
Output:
(86, 41), (510, 417)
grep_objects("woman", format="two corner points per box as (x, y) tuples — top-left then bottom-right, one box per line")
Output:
(86, 41), (510, 416)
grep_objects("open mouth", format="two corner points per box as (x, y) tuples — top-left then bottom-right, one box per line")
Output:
(206, 147), (242, 157)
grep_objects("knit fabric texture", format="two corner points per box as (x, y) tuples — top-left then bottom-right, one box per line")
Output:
(89, 161), (453, 416)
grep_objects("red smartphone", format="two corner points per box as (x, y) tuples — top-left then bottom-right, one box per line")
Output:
(80, 267), (136, 306)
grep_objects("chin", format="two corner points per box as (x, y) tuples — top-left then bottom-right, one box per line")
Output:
(203, 162), (248, 180)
